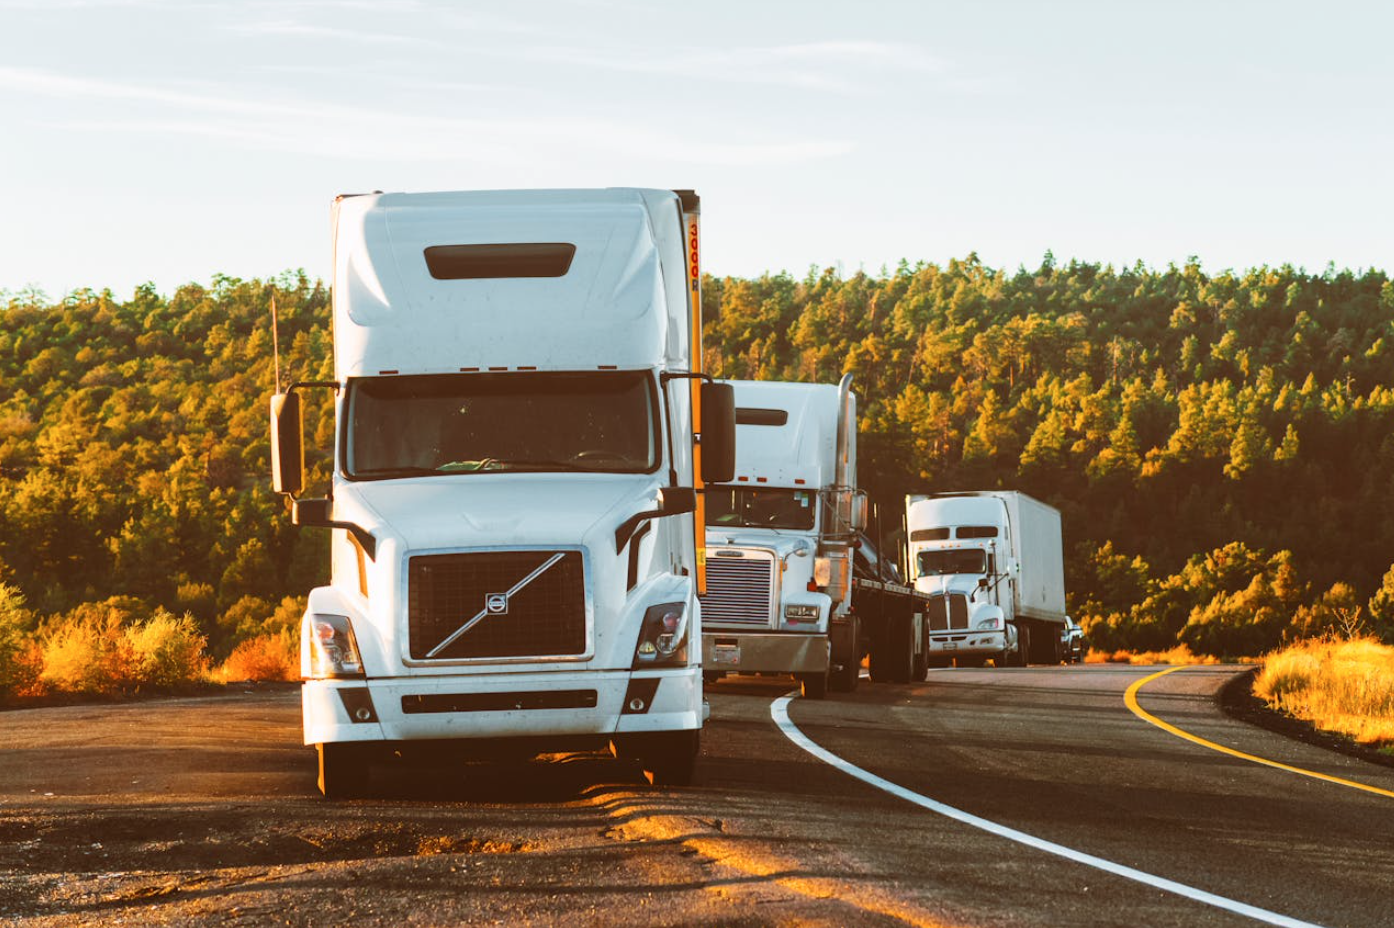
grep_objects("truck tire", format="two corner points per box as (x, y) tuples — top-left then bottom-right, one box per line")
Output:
(912, 625), (929, 681)
(1027, 621), (1063, 664)
(829, 615), (861, 693)
(870, 613), (914, 684)
(317, 742), (370, 800)
(798, 670), (829, 699)
(1011, 624), (1031, 668)
(634, 730), (700, 787)
(830, 655), (861, 692)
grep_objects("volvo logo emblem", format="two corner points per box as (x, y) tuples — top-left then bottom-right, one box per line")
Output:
(485, 592), (509, 615)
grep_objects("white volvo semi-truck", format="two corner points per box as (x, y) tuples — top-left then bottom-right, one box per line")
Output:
(700, 377), (967, 696)
(270, 188), (735, 796)
(905, 491), (1067, 666)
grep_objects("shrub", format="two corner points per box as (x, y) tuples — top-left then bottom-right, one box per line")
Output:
(39, 610), (135, 693)
(217, 628), (299, 683)
(0, 583), (41, 697)
(125, 609), (209, 686)
(37, 601), (209, 694)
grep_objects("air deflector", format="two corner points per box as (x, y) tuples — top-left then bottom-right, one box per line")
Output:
(424, 243), (576, 280)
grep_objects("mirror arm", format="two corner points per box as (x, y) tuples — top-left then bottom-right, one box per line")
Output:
(658, 371), (715, 385)
(615, 508), (665, 554)
(615, 487), (697, 553)
(287, 379), (341, 394)
(292, 499), (377, 560)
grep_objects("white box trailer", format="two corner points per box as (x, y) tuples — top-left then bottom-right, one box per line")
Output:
(270, 188), (736, 796)
(905, 491), (1067, 666)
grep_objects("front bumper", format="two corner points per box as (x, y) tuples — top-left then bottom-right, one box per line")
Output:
(926, 629), (1005, 658)
(701, 631), (829, 675)
(303, 667), (700, 746)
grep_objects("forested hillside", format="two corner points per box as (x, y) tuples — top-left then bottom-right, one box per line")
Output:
(2, 257), (1393, 671)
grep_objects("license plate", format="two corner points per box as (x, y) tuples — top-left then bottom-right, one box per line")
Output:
(943, 641), (957, 651)
(712, 646), (741, 667)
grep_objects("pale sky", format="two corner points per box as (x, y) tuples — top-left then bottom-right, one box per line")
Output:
(2, 0), (1391, 300)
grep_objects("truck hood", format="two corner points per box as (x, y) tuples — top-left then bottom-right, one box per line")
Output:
(914, 574), (982, 598)
(342, 474), (661, 553)
(705, 528), (815, 559)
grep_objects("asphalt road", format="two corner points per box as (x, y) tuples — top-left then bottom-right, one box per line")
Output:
(2, 665), (1391, 927)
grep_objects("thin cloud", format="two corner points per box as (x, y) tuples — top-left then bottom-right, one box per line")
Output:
(49, 113), (852, 167)
(5, 66), (853, 167)
(525, 40), (946, 93)
(225, 19), (431, 46)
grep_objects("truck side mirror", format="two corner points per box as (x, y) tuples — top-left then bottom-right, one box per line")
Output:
(270, 392), (304, 496)
(699, 382), (735, 484)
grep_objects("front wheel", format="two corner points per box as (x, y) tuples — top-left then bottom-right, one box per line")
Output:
(912, 632), (929, 681)
(798, 670), (829, 700)
(618, 730), (700, 787)
(316, 742), (371, 799)
(830, 615), (862, 693)
(1011, 624), (1031, 667)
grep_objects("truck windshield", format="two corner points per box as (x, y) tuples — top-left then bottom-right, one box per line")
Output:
(707, 487), (815, 530)
(917, 549), (987, 576)
(345, 371), (658, 477)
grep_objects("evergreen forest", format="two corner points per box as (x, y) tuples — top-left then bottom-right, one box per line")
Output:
(2, 256), (1394, 673)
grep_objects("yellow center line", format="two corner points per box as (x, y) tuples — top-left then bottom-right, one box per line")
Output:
(1125, 665), (1394, 800)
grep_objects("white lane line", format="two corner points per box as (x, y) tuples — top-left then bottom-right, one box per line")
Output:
(770, 694), (1325, 928)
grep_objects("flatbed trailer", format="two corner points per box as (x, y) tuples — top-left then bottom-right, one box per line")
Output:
(839, 576), (986, 684)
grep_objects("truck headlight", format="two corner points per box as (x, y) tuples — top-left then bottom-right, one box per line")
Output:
(306, 614), (365, 678)
(784, 604), (820, 624)
(976, 616), (1002, 630)
(633, 602), (688, 667)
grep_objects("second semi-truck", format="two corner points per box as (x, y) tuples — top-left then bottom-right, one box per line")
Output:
(699, 377), (998, 695)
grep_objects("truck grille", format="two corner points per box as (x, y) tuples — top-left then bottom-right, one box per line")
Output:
(926, 593), (970, 631)
(700, 552), (775, 627)
(407, 550), (586, 660)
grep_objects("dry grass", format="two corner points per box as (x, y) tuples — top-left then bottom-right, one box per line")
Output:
(1253, 636), (1394, 747)
(1083, 644), (1222, 665)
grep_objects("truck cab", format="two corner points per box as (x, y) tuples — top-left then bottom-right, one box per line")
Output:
(270, 188), (735, 795)
(905, 494), (1015, 666)
(699, 378), (862, 698)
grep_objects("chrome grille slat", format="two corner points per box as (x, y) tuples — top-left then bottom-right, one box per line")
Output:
(700, 553), (775, 627)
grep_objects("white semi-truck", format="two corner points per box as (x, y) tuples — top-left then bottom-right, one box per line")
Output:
(905, 491), (1067, 666)
(270, 188), (736, 796)
(700, 377), (979, 696)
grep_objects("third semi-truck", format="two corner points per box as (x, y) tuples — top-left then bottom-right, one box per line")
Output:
(904, 491), (1067, 666)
